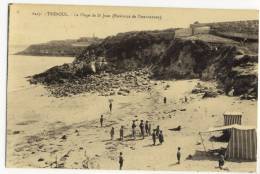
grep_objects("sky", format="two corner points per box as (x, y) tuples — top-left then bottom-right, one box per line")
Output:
(9, 4), (258, 46)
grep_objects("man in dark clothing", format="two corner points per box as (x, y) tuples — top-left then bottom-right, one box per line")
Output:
(120, 126), (124, 141)
(100, 115), (104, 127)
(145, 121), (149, 136)
(139, 120), (145, 139)
(164, 97), (167, 104)
(110, 127), (115, 140)
(177, 147), (181, 164)
(184, 96), (188, 103)
(132, 120), (136, 139)
(158, 130), (164, 144)
(119, 152), (124, 170)
(156, 125), (160, 137)
(109, 103), (112, 112)
(148, 123), (152, 136)
(152, 129), (156, 145)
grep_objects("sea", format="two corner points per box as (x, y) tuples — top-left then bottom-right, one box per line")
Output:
(8, 46), (74, 92)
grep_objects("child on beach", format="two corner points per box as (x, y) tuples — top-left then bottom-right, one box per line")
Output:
(119, 152), (124, 170)
(110, 127), (114, 140)
(218, 155), (225, 169)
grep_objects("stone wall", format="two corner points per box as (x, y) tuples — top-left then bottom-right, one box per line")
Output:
(175, 28), (193, 37)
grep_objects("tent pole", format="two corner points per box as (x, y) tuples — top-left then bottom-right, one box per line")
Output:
(210, 132), (214, 149)
(199, 132), (207, 152)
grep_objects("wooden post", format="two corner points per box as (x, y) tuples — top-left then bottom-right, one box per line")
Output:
(199, 132), (207, 152)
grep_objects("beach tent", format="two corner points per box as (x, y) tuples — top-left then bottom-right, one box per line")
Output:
(202, 124), (257, 161)
(223, 112), (242, 126)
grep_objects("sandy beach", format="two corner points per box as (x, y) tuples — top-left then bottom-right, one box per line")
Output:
(5, 4), (259, 173)
(7, 77), (257, 172)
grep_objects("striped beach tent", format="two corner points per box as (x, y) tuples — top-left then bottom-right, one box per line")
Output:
(226, 126), (257, 161)
(204, 124), (257, 161)
(223, 112), (242, 126)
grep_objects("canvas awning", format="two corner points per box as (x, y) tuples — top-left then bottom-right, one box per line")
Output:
(223, 112), (242, 116)
(200, 124), (257, 161)
(201, 124), (256, 133)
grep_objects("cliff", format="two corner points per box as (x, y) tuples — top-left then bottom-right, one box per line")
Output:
(30, 20), (258, 99)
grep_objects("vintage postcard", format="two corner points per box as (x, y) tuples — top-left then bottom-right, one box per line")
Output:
(7, 3), (258, 172)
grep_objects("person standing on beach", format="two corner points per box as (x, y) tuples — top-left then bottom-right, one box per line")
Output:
(145, 121), (149, 136)
(120, 126), (124, 141)
(110, 127), (115, 140)
(109, 102), (112, 112)
(119, 152), (124, 170)
(156, 125), (160, 137)
(132, 120), (137, 139)
(139, 120), (145, 139)
(152, 129), (156, 145)
(148, 123), (152, 136)
(158, 130), (164, 144)
(184, 96), (188, 103)
(177, 147), (181, 164)
(164, 97), (167, 104)
(100, 115), (104, 127)
(218, 155), (225, 169)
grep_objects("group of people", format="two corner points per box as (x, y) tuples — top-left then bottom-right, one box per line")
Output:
(131, 119), (152, 139)
(100, 100), (183, 170)
(103, 117), (171, 170)
(152, 125), (164, 145)
(107, 118), (165, 147)
(101, 96), (226, 171)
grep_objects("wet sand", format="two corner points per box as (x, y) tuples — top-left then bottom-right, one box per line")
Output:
(6, 79), (257, 172)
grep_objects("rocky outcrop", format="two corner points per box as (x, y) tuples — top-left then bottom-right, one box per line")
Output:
(74, 29), (176, 72)
(33, 69), (152, 97)
(30, 21), (258, 99)
(154, 39), (257, 98)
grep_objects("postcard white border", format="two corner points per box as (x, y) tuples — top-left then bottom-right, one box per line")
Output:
(0, 0), (259, 174)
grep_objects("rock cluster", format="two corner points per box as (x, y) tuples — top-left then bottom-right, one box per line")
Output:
(191, 82), (223, 98)
(45, 69), (152, 97)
